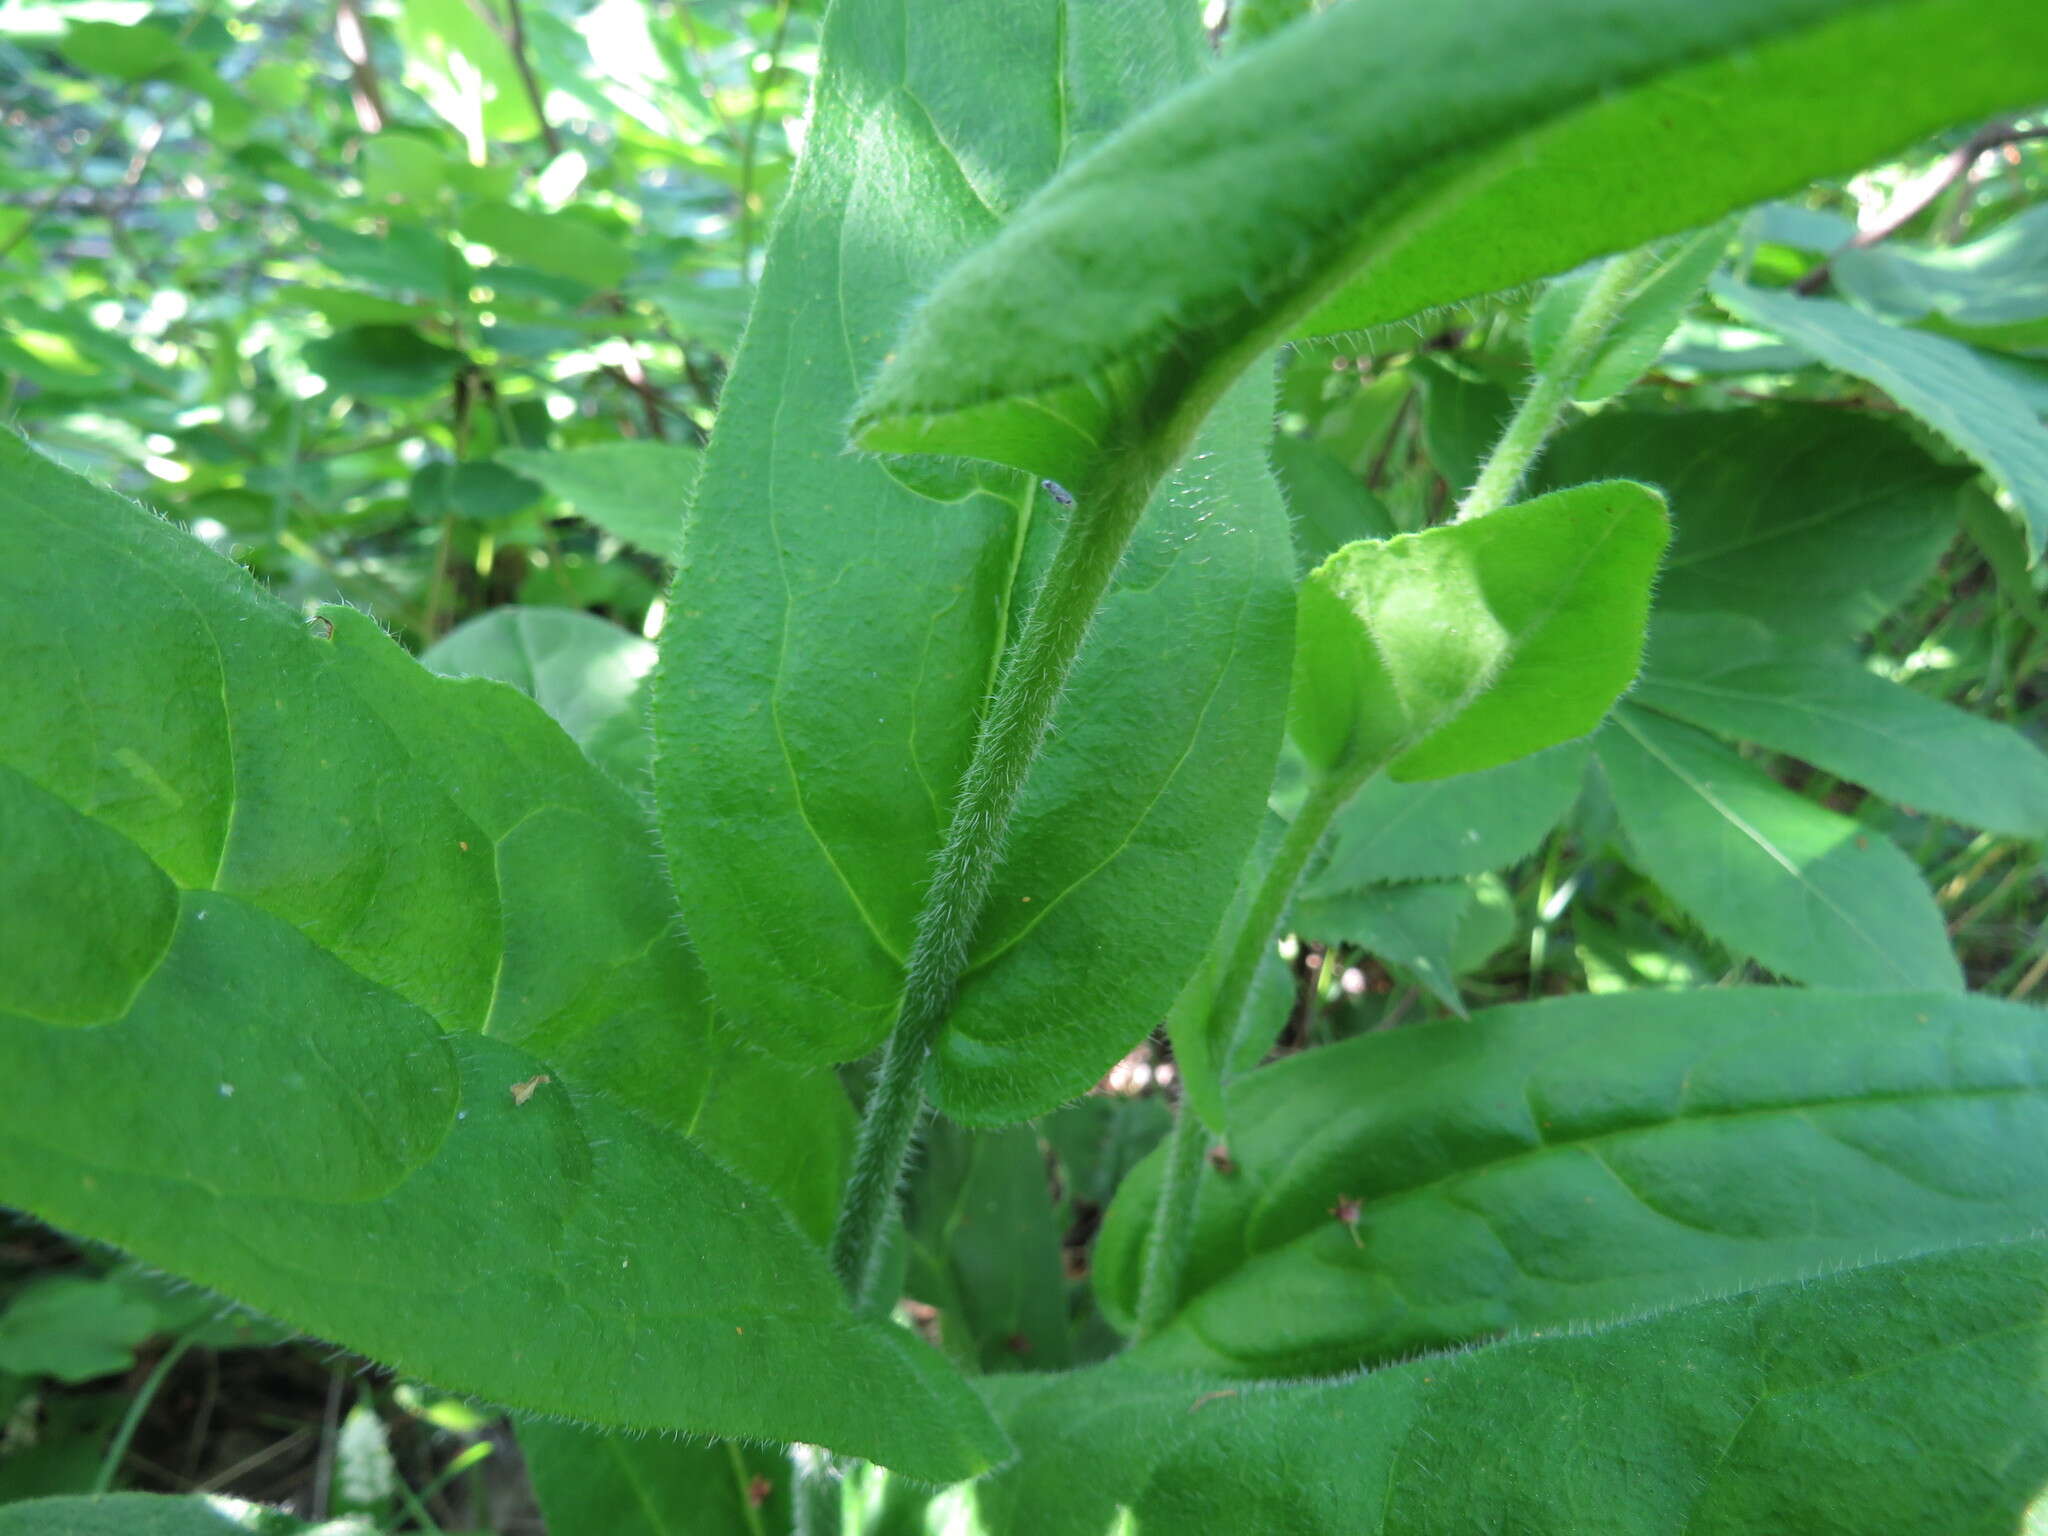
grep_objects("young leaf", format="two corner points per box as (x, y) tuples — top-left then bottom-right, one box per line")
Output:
(655, 0), (1294, 1124)
(1096, 988), (2048, 1377)
(1290, 481), (1667, 783)
(0, 437), (999, 1480)
(1594, 706), (1962, 991)
(853, 0), (2048, 483)
(1638, 616), (2048, 839)
(1534, 407), (1967, 642)
(1714, 276), (2048, 554)
(980, 1238), (2048, 1535)
(1527, 221), (1733, 403)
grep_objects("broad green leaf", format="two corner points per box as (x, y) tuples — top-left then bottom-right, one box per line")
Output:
(903, 1121), (1073, 1373)
(1096, 989), (2046, 1376)
(56, 20), (182, 80)
(0, 1276), (160, 1383)
(1638, 616), (2048, 838)
(655, 0), (1294, 1124)
(300, 219), (467, 300)
(1714, 276), (2048, 554)
(1310, 739), (1589, 887)
(1534, 406), (1966, 642)
(1528, 221), (1733, 403)
(0, 438), (998, 1480)
(1595, 706), (1961, 991)
(498, 443), (700, 561)
(1290, 481), (1667, 782)
(408, 458), (542, 521)
(854, 0), (2048, 483)
(302, 325), (466, 399)
(975, 1238), (2048, 1535)
(421, 605), (656, 793)
(521, 1421), (792, 1536)
(0, 1495), (309, 1534)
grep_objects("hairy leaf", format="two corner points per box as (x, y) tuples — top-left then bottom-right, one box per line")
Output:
(0, 1495), (305, 1535)
(520, 1421), (792, 1536)
(0, 437), (998, 1479)
(975, 1238), (2048, 1535)
(1528, 221), (1733, 403)
(1097, 989), (2045, 1376)
(1290, 481), (1666, 782)
(655, 0), (1294, 1124)
(855, 0), (2048, 482)
(1715, 276), (2048, 553)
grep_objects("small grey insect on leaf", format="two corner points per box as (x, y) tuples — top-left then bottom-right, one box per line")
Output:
(1040, 479), (1075, 507)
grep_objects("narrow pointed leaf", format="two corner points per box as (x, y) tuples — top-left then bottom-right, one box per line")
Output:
(1595, 706), (1961, 991)
(976, 1239), (2048, 1535)
(655, 0), (1294, 1124)
(1290, 481), (1667, 782)
(0, 438), (1000, 1480)
(1638, 616), (2048, 839)
(1095, 989), (2047, 1377)
(854, 0), (2048, 484)
(1714, 276), (2048, 554)
(1528, 221), (1733, 403)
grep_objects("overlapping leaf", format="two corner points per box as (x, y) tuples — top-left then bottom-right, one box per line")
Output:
(1095, 989), (2046, 1373)
(654, 0), (1295, 1123)
(0, 436), (997, 1479)
(1596, 707), (1962, 991)
(854, 0), (2048, 483)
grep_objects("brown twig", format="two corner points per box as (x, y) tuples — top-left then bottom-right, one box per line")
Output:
(334, 0), (386, 134)
(467, 0), (562, 160)
(1794, 119), (2048, 294)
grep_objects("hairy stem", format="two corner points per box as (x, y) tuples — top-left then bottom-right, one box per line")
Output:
(829, 434), (1187, 1311)
(1457, 245), (1662, 519)
(1134, 768), (1357, 1336)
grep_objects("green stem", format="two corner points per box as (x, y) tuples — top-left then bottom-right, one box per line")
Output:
(1133, 769), (1357, 1337)
(94, 1332), (196, 1494)
(828, 435), (1187, 1312)
(1457, 245), (1663, 520)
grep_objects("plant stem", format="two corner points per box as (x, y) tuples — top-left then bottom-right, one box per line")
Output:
(1133, 768), (1356, 1337)
(1457, 245), (1662, 520)
(828, 437), (1184, 1311)
(94, 1332), (196, 1494)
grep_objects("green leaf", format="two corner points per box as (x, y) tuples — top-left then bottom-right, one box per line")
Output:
(0, 438), (999, 1480)
(1410, 355), (1514, 498)
(977, 1237), (2048, 1535)
(0, 1494), (308, 1534)
(498, 443), (699, 561)
(1714, 276), (2048, 554)
(655, 0), (1295, 1123)
(1310, 739), (1589, 887)
(1594, 706), (1961, 990)
(1290, 481), (1667, 783)
(409, 459), (542, 521)
(421, 606), (656, 792)
(1292, 875), (1513, 1016)
(853, 0), (2048, 483)
(1096, 988), (2047, 1378)
(521, 1422), (791, 1536)
(1268, 435), (1396, 572)
(55, 20), (181, 80)
(0, 1276), (160, 1384)
(902, 1121), (1073, 1373)
(1528, 221), (1733, 403)
(302, 325), (466, 399)
(1535, 406), (1966, 641)
(1637, 616), (2048, 838)
(1832, 200), (2048, 354)
(459, 201), (632, 292)
(300, 219), (467, 301)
